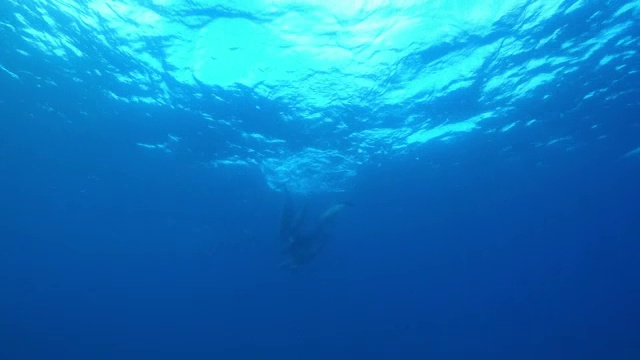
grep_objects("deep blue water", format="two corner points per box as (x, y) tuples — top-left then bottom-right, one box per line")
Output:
(1, 1), (640, 359)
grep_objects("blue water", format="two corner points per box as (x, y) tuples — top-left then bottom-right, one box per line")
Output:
(1, 0), (640, 359)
